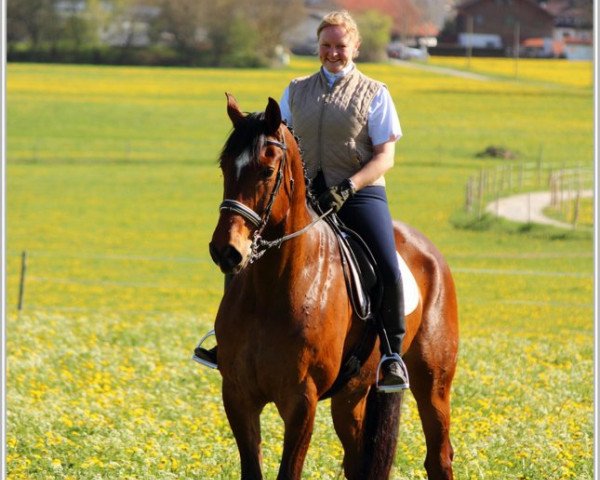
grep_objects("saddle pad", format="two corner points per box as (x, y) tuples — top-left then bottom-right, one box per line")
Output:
(397, 252), (420, 316)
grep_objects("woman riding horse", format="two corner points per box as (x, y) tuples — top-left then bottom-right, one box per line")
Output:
(197, 93), (458, 479)
(196, 10), (409, 392)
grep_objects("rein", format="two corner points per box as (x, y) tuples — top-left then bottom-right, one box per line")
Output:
(218, 127), (331, 264)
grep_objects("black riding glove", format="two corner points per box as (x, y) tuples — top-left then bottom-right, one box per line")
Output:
(318, 178), (356, 213)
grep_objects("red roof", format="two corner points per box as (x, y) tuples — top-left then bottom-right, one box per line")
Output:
(565, 38), (592, 45)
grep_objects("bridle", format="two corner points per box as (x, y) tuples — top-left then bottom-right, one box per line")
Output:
(218, 126), (331, 264)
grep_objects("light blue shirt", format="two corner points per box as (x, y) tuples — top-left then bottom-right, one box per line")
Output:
(279, 63), (402, 146)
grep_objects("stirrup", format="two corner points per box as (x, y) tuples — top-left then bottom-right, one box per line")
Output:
(376, 353), (410, 393)
(192, 329), (218, 369)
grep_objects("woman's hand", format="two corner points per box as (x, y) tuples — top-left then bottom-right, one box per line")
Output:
(318, 178), (356, 213)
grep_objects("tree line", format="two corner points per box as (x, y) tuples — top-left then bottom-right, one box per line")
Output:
(7, 0), (393, 67)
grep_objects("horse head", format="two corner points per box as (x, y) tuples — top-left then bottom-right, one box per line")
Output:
(209, 93), (305, 274)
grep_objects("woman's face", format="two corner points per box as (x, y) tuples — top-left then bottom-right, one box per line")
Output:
(318, 25), (359, 74)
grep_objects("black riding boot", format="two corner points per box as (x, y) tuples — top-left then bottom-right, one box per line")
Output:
(193, 273), (234, 368)
(378, 278), (410, 392)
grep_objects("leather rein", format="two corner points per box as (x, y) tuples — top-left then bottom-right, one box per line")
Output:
(218, 127), (330, 264)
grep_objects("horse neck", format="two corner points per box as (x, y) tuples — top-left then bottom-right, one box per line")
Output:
(254, 151), (320, 279)
(280, 139), (313, 235)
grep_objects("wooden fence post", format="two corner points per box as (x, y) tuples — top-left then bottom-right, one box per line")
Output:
(465, 177), (473, 212)
(572, 191), (580, 228)
(477, 169), (485, 219)
(18, 251), (27, 311)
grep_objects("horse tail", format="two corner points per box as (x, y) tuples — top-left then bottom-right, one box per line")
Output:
(360, 387), (403, 479)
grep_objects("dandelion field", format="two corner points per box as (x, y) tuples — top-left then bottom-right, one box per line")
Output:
(5, 58), (594, 479)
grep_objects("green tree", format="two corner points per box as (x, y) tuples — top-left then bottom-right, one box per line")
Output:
(156, 0), (206, 53)
(241, 0), (304, 60)
(157, 0), (303, 66)
(7, 0), (60, 47)
(208, 12), (263, 67)
(355, 10), (393, 63)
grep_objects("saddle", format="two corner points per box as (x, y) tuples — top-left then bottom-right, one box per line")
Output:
(327, 216), (383, 321)
(309, 173), (382, 318)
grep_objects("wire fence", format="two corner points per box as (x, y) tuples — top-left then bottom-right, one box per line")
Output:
(465, 159), (594, 226)
(7, 249), (594, 314)
(7, 249), (219, 315)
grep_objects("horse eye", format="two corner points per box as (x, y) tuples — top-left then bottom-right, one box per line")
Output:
(260, 167), (274, 180)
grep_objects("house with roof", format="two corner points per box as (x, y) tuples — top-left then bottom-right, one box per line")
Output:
(454, 0), (555, 54)
(543, 0), (593, 58)
(452, 0), (593, 58)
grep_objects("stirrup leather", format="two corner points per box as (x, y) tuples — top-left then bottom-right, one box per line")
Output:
(376, 353), (410, 393)
(192, 329), (218, 369)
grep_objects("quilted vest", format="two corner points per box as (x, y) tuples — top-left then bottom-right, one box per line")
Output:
(288, 68), (385, 187)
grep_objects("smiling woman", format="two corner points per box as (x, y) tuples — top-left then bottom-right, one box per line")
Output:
(317, 11), (360, 74)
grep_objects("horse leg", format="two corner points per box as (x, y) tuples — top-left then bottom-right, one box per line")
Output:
(275, 390), (319, 480)
(330, 389), (368, 479)
(332, 384), (403, 480)
(408, 352), (456, 480)
(222, 382), (264, 480)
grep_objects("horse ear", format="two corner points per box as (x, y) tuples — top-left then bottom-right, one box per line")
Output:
(264, 97), (282, 136)
(226, 92), (245, 127)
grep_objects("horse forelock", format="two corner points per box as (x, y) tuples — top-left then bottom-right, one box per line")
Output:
(218, 113), (306, 196)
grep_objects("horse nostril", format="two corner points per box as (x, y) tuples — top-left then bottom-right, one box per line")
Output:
(221, 245), (243, 271)
(209, 242), (244, 272)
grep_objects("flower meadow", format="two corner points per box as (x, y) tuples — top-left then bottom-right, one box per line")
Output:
(6, 58), (594, 479)
(427, 56), (594, 89)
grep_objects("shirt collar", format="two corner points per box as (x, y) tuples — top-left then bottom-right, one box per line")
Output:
(321, 62), (355, 87)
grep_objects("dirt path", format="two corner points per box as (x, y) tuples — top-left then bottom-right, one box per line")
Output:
(485, 190), (594, 228)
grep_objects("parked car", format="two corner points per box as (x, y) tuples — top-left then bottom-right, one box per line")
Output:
(386, 42), (428, 60)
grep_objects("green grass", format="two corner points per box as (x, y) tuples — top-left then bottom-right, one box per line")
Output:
(544, 197), (594, 229)
(6, 58), (594, 479)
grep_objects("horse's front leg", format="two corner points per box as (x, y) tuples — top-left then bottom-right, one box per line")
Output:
(275, 388), (319, 480)
(222, 381), (265, 480)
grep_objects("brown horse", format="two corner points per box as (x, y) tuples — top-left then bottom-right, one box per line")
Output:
(207, 93), (459, 480)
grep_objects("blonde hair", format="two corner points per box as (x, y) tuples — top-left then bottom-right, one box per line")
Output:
(317, 10), (361, 45)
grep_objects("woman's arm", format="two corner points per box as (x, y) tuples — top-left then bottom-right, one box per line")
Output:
(349, 140), (396, 191)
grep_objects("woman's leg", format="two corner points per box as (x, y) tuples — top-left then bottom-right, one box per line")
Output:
(338, 186), (409, 391)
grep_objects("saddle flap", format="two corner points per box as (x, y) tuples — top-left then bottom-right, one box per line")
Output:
(344, 233), (378, 292)
(334, 224), (382, 322)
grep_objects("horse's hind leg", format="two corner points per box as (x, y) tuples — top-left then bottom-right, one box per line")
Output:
(408, 348), (456, 480)
(222, 383), (264, 480)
